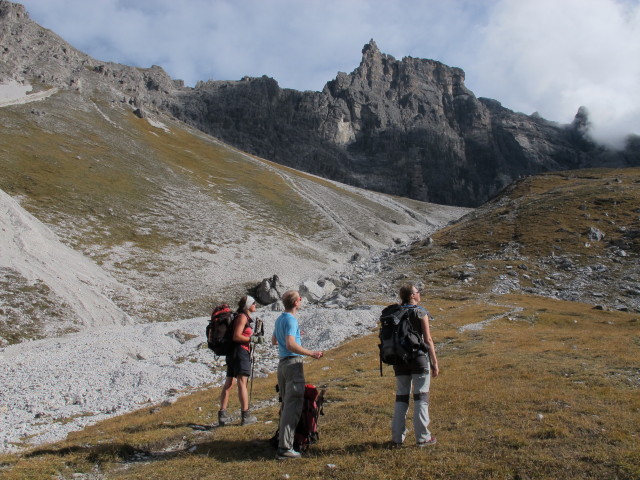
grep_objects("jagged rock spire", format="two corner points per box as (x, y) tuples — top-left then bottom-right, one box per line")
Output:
(360, 39), (387, 66)
(362, 39), (380, 56)
(0, 1), (23, 19)
(572, 106), (591, 133)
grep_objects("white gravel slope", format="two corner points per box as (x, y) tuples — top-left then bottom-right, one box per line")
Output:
(0, 305), (380, 452)
(0, 189), (133, 331)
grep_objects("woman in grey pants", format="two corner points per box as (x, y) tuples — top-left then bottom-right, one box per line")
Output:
(391, 284), (440, 447)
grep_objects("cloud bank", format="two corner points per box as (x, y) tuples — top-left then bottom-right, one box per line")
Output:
(20, 0), (640, 147)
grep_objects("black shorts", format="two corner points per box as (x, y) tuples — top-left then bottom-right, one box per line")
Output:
(226, 347), (251, 378)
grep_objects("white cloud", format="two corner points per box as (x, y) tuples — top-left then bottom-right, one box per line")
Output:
(471, 0), (640, 146)
(19, 0), (640, 145)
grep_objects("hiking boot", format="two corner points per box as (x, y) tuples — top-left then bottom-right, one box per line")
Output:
(417, 436), (437, 447)
(240, 409), (257, 426)
(276, 448), (302, 460)
(218, 409), (232, 426)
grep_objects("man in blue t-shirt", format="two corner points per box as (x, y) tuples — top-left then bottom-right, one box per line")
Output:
(272, 290), (323, 459)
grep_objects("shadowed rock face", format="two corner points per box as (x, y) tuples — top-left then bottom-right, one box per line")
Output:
(169, 40), (639, 207)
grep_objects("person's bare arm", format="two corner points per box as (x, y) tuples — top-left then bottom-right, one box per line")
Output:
(232, 314), (250, 344)
(421, 314), (439, 377)
(284, 335), (323, 359)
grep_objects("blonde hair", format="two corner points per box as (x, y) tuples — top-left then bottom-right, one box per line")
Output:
(282, 290), (299, 310)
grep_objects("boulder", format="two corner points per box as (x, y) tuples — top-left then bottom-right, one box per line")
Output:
(299, 280), (325, 303)
(253, 275), (284, 305)
(322, 293), (349, 309)
(318, 279), (337, 296)
(587, 226), (605, 241)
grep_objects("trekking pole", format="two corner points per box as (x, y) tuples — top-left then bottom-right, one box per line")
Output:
(249, 343), (256, 407)
(248, 318), (264, 407)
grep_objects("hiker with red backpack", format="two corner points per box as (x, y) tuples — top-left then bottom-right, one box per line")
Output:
(272, 290), (323, 459)
(217, 295), (262, 426)
(388, 284), (439, 448)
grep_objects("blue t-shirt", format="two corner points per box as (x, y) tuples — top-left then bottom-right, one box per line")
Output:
(274, 312), (302, 358)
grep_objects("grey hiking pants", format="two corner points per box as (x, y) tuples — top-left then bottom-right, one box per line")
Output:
(277, 356), (305, 450)
(391, 372), (431, 444)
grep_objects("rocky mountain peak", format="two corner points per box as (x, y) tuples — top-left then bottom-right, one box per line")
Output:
(572, 105), (591, 135)
(168, 38), (639, 207)
(0, 0), (179, 115)
(3, 5), (638, 208)
(0, 0), (26, 20)
(360, 38), (391, 66)
(361, 38), (380, 55)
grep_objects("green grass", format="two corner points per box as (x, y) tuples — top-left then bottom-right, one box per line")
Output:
(1, 295), (638, 479)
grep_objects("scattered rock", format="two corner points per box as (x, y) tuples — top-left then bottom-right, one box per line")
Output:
(587, 227), (605, 242)
(299, 280), (325, 303)
(166, 329), (192, 344)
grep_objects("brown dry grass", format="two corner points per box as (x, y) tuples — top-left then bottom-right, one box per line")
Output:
(436, 168), (640, 259)
(2, 295), (638, 479)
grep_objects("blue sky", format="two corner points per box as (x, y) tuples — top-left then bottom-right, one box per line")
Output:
(20, 0), (640, 146)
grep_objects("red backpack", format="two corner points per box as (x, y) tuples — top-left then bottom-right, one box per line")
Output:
(295, 384), (325, 451)
(206, 304), (236, 356)
(271, 384), (326, 452)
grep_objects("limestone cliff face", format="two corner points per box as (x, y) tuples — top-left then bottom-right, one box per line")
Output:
(171, 40), (637, 206)
(2, 2), (637, 206)
(0, 0), (178, 112)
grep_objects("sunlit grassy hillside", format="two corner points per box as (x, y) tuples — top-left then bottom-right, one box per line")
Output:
(1, 294), (637, 479)
(0, 88), (465, 341)
(353, 168), (640, 313)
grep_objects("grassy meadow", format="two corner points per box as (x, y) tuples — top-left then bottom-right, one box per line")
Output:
(1, 294), (637, 479)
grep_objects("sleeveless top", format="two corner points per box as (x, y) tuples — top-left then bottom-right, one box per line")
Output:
(234, 313), (253, 352)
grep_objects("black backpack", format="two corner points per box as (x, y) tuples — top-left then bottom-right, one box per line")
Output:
(378, 304), (425, 374)
(206, 304), (236, 356)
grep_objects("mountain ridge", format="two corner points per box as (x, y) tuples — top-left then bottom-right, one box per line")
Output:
(169, 39), (640, 206)
(0, 51), (468, 345)
(3, 0), (638, 208)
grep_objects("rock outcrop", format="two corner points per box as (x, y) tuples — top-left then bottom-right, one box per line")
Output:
(169, 40), (639, 207)
(0, 1), (178, 111)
